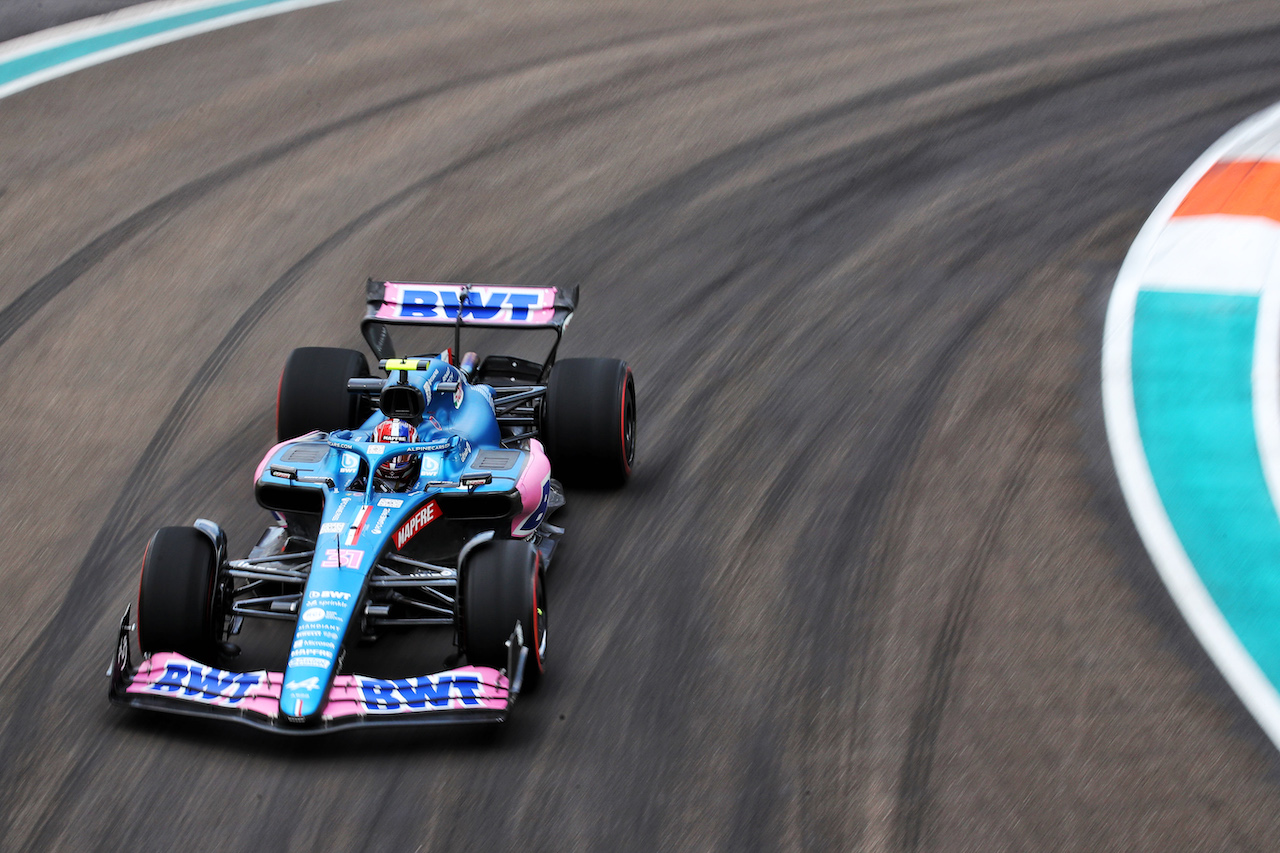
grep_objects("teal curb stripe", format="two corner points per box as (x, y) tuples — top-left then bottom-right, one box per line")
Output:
(1133, 291), (1280, 681)
(0, 0), (298, 87)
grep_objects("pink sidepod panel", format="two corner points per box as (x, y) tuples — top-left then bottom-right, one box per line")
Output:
(512, 439), (552, 537)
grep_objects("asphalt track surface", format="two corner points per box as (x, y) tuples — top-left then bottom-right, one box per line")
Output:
(4, 1), (1280, 850)
(0, 1), (137, 42)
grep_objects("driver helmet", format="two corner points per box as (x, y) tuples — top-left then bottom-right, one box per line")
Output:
(372, 418), (418, 485)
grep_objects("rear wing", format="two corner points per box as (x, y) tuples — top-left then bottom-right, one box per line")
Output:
(361, 280), (578, 363)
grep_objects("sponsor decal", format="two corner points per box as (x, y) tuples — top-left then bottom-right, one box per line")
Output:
(453, 382), (465, 408)
(366, 324), (393, 360)
(321, 548), (365, 570)
(288, 656), (329, 668)
(309, 590), (351, 601)
(371, 508), (391, 535)
(356, 674), (484, 711)
(319, 522), (342, 535)
(419, 455), (441, 477)
(377, 497), (404, 508)
(368, 444), (385, 454)
(340, 452), (360, 473)
(385, 285), (553, 323)
(329, 496), (351, 521)
(286, 677), (321, 692)
(301, 607), (326, 623)
(146, 662), (261, 705)
(393, 501), (440, 549)
(115, 636), (128, 672)
(517, 476), (552, 535)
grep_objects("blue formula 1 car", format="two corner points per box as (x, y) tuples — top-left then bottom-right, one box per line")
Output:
(108, 281), (636, 733)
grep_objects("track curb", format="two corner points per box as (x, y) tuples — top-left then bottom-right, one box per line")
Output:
(1104, 101), (1280, 750)
(0, 0), (341, 101)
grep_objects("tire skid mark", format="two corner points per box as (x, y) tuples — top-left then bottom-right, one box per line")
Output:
(18, 421), (292, 853)
(1, 8), (1258, 351)
(494, 33), (1093, 852)
(756, 31), (1280, 848)
(893, 391), (1072, 852)
(494, 21), (1280, 850)
(0, 19), (735, 350)
(816, 288), (1012, 849)
(536, 19), (1280, 325)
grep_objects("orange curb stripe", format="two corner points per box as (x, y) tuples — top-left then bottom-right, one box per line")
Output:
(1173, 160), (1280, 222)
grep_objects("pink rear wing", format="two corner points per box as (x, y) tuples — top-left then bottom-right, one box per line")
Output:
(362, 279), (577, 361)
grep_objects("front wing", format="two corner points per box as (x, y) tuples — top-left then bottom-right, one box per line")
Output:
(108, 609), (527, 734)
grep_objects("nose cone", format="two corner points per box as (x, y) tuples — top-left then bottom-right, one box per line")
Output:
(280, 599), (341, 720)
(281, 567), (361, 721)
(279, 672), (325, 720)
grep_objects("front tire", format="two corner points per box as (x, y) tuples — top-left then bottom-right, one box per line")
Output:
(542, 357), (636, 487)
(461, 539), (545, 692)
(276, 346), (371, 441)
(136, 527), (223, 661)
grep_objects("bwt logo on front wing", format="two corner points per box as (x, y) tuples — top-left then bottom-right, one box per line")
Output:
(356, 674), (484, 711)
(393, 500), (440, 549)
(147, 662), (261, 705)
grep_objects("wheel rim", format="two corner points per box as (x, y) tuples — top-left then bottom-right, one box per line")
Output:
(621, 374), (636, 469)
(533, 572), (547, 666)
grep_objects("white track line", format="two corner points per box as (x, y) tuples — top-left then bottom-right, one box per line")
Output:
(0, 0), (342, 102)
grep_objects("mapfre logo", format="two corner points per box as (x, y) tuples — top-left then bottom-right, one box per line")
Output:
(393, 500), (440, 549)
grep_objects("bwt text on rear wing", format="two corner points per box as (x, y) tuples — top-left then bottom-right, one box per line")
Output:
(361, 280), (578, 364)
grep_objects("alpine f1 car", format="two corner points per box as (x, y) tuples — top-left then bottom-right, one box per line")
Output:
(109, 281), (636, 733)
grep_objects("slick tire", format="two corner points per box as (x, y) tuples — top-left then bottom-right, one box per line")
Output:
(462, 539), (545, 693)
(137, 527), (221, 662)
(276, 347), (371, 441)
(542, 357), (636, 487)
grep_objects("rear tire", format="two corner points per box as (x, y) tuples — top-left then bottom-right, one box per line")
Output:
(542, 357), (636, 487)
(136, 527), (223, 661)
(276, 347), (371, 441)
(461, 539), (545, 692)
